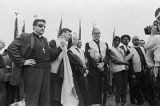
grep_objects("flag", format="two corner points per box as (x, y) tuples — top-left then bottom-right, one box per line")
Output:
(61, 51), (79, 106)
(14, 17), (18, 40)
(22, 20), (25, 33)
(112, 27), (115, 46)
(57, 17), (62, 38)
(78, 20), (81, 40)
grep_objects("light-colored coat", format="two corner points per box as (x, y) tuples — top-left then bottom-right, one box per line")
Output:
(145, 35), (160, 66)
(129, 46), (146, 72)
(110, 47), (126, 73)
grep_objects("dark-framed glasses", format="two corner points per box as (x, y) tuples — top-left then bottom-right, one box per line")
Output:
(37, 24), (46, 28)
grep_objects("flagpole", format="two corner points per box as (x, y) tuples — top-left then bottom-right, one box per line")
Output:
(22, 20), (25, 33)
(15, 12), (19, 17)
(78, 18), (81, 40)
(112, 27), (116, 46)
(34, 14), (38, 20)
(14, 12), (19, 40)
(57, 15), (63, 38)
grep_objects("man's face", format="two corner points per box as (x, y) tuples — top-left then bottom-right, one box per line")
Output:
(33, 21), (46, 35)
(132, 38), (139, 46)
(92, 29), (101, 41)
(77, 40), (82, 49)
(122, 37), (130, 45)
(139, 40), (145, 47)
(62, 31), (71, 41)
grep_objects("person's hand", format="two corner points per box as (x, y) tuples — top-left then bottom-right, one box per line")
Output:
(60, 40), (66, 48)
(124, 62), (129, 65)
(97, 62), (104, 69)
(84, 73), (87, 77)
(85, 69), (89, 74)
(24, 59), (36, 66)
(5, 66), (11, 69)
(132, 74), (136, 78)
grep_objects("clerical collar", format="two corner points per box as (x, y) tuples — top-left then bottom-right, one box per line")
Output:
(33, 32), (42, 38)
(93, 40), (99, 43)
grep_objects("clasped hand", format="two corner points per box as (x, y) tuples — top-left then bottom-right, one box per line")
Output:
(24, 59), (36, 66)
(97, 62), (104, 71)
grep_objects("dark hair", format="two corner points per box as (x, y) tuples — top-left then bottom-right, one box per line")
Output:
(92, 28), (100, 34)
(67, 37), (72, 49)
(33, 19), (46, 26)
(59, 28), (72, 36)
(113, 36), (120, 42)
(120, 34), (131, 43)
(139, 39), (145, 43)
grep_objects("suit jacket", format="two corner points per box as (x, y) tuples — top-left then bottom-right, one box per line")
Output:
(8, 33), (48, 85)
(49, 39), (64, 101)
(129, 46), (146, 73)
(49, 39), (63, 78)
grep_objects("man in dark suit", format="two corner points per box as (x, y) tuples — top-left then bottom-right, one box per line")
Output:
(49, 28), (72, 106)
(8, 19), (58, 106)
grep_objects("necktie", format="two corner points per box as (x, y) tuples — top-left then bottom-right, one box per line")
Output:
(94, 40), (102, 62)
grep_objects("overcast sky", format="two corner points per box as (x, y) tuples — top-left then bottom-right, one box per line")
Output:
(0, 0), (160, 50)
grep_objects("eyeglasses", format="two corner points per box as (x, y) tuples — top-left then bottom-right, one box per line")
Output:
(93, 32), (100, 34)
(37, 24), (46, 28)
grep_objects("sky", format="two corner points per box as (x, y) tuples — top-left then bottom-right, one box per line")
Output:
(0, 0), (160, 51)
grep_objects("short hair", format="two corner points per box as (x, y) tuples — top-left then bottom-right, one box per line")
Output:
(33, 19), (46, 26)
(59, 28), (72, 36)
(132, 36), (139, 41)
(113, 36), (120, 42)
(120, 34), (131, 43)
(139, 39), (145, 43)
(92, 28), (100, 34)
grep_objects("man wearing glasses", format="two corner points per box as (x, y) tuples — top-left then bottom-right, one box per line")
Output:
(85, 28), (109, 106)
(8, 19), (57, 106)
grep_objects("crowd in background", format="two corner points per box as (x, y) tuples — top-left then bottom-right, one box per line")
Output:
(0, 18), (160, 106)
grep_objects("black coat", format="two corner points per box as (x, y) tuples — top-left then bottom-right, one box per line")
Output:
(8, 33), (58, 85)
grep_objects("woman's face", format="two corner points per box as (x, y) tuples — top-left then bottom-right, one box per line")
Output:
(114, 39), (120, 47)
(72, 34), (79, 45)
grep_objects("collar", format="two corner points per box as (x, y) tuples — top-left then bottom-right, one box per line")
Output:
(133, 45), (139, 48)
(72, 45), (78, 48)
(93, 39), (99, 42)
(122, 44), (127, 47)
(33, 32), (42, 38)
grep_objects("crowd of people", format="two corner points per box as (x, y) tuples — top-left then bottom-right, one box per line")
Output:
(0, 18), (160, 106)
